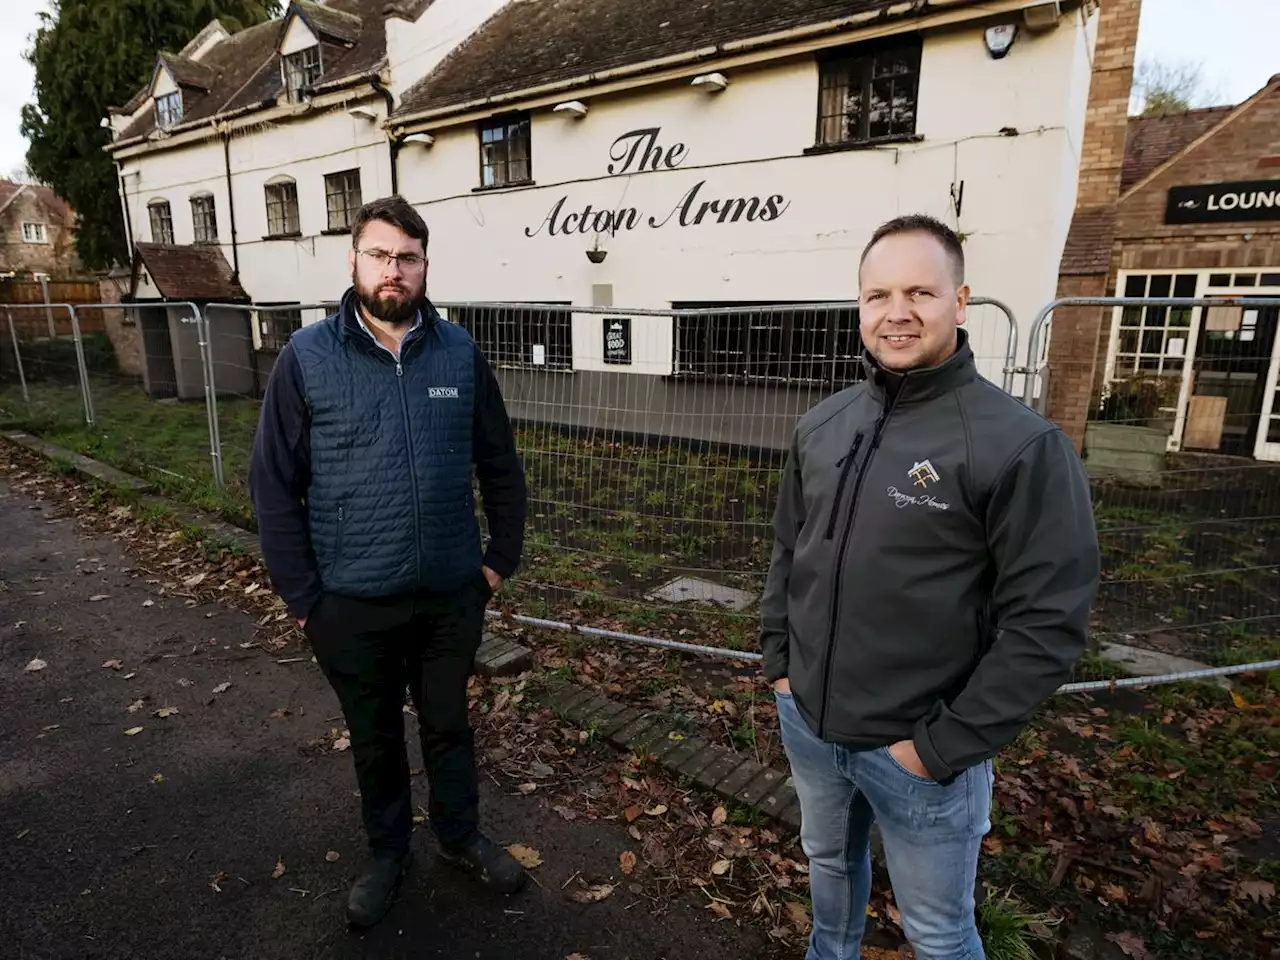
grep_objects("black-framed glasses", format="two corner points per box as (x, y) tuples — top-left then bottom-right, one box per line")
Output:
(357, 248), (426, 271)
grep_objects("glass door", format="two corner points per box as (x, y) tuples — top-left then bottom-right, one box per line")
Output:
(1253, 307), (1280, 461)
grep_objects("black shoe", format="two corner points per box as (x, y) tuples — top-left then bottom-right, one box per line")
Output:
(438, 832), (526, 894)
(346, 850), (413, 928)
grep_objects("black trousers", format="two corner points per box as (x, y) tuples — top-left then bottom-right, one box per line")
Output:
(305, 571), (491, 854)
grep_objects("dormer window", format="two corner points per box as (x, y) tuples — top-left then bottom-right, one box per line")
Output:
(155, 91), (183, 130)
(283, 47), (322, 104)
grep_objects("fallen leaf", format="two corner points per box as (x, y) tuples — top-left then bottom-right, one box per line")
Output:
(552, 804), (578, 822)
(621, 776), (644, 791)
(122, 673), (136, 680)
(154, 706), (179, 718)
(124, 726), (144, 736)
(88, 595), (109, 602)
(1108, 932), (1152, 960)
(102, 659), (123, 670)
(624, 806), (643, 823)
(506, 844), (542, 869)
(210, 870), (229, 893)
(619, 851), (637, 875)
(644, 804), (668, 817)
(568, 881), (615, 903)
(272, 859), (286, 879)
(183, 572), (207, 588)
(706, 901), (732, 920)
(126, 699), (146, 713)
(325, 850), (340, 863)
(24, 659), (47, 673)
(517, 782), (538, 795)
(529, 761), (554, 778)
(332, 737), (351, 752)
(151, 773), (164, 784)
(211, 682), (231, 694)
(711, 805), (728, 826)
(565, 954), (589, 960)
(1238, 879), (1275, 903)
(1230, 690), (1251, 710)
(711, 859), (731, 876)
(142, 599), (155, 608)
(783, 900), (812, 934)
(628, 825), (643, 841)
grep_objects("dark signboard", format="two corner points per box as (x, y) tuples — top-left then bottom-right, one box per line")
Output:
(1165, 180), (1280, 224)
(603, 317), (631, 365)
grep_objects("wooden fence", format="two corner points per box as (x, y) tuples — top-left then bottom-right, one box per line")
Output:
(0, 280), (107, 337)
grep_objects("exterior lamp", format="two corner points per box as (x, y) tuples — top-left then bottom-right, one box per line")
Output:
(984, 23), (1018, 59)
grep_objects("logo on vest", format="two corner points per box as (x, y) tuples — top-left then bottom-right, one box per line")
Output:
(886, 486), (950, 511)
(429, 387), (460, 399)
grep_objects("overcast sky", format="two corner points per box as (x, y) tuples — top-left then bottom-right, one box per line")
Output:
(0, 0), (1277, 178)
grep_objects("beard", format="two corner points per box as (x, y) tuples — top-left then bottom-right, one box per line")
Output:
(353, 274), (423, 326)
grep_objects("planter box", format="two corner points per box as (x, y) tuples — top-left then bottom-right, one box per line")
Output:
(1083, 422), (1167, 487)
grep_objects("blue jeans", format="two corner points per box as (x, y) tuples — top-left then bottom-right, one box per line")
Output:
(776, 689), (992, 960)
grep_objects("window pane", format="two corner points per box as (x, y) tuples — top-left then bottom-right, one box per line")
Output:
(1141, 329), (1164, 353)
(1119, 329), (1139, 353)
(1123, 275), (1146, 297)
(1148, 274), (1172, 297)
(1168, 307), (1192, 327)
(1260, 273), (1280, 287)
(1234, 273), (1258, 287)
(1173, 274), (1197, 297)
(1208, 273), (1231, 287)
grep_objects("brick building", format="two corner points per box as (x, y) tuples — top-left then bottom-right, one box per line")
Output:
(1049, 0), (1280, 461)
(0, 180), (83, 280)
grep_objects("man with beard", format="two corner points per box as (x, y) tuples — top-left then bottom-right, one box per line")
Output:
(249, 196), (528, 927)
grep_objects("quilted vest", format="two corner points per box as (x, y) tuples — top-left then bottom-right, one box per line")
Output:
(291, 292), (480, 598)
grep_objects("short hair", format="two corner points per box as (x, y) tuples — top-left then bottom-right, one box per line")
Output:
(352, 195), (430, 253)
(859, 214), (964, 286)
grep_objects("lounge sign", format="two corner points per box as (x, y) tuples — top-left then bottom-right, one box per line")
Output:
(525, 127), (791, 238)
(1165, 180), (1280, 224)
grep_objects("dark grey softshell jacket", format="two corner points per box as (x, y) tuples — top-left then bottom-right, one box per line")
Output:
(760, 333), (1100, 784)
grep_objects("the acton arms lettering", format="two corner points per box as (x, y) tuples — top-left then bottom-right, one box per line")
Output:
(524, 127), (790, 239)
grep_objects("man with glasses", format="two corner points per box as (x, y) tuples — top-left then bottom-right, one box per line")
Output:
(250, 196), (528, 927)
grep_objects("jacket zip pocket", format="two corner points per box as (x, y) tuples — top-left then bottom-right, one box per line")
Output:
(824, 433), (865, 540)
(335, 503), (345, 562)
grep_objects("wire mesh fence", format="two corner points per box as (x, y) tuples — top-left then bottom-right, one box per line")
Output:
(3, 293), (1279, 688)
(1026, 295), (1280, 685)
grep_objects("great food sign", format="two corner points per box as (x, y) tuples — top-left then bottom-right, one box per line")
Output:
(524, 127), (791, 238)
(1165, 180), (1280, 225)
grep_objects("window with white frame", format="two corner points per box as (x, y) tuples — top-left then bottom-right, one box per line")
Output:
(21, 222), (48, 244)
(155, 91), (183, 130)
(148, 200), (174, 244)
(1111, 273), (1199, 378)
(324, 169), (362, 231)
(283, 47), (322, 104)
(191, 193), (218, 244)
(265, 177), (300, 236)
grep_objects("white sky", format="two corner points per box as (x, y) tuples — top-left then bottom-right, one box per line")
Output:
(0, 0), (1276, 178)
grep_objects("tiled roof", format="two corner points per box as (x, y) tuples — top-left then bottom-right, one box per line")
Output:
(0, 180), (74, 222)
(1121, 106), (1234, 191)
(1058, 207), (1116, 277)
(393, 0), (978, 119)
(113, 0), (389, 145)
(384, 0), (435, 21)
(158, 52), (219, 91)
(134, 243), (248, 301)
(293, 0), (363, 43)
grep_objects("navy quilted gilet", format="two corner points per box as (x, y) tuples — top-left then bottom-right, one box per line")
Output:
(291, 294), (481, 598)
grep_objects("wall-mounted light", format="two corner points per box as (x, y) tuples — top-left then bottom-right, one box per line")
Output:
(984, 23), (1018, 59)
(403, 132), (434, 147)
(553, 100), (589, 119)
(691, 72), (729, 93)
(1022, 0), (1062, 31)
(348, 106), (379, 122)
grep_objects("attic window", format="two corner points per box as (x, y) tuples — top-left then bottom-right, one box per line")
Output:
(283, 46), (322, 104)
(155, 91), (183, 130)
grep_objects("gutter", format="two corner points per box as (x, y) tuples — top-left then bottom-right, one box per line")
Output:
(389, 0), (1067, 128)
(221, 128), (240, 279)
(369, 74), (400, 196)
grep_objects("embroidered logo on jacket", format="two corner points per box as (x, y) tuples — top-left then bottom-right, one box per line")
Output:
(429, 387), (460, 399)
(908, 459), (940, 489)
